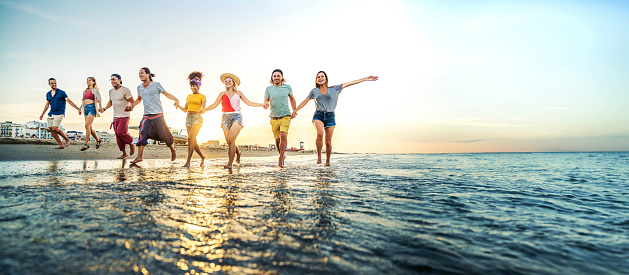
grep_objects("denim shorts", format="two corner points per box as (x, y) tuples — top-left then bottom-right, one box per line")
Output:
(185, 112), (203, 127)
(84, 103), (97, 117)
(222, 112), (243, 130)
(312, 111), (335, 128)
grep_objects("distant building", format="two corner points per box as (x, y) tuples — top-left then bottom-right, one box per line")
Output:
(300, 141), (304, 150)
(1, 121), (26, 138)
(203, 140), (221, 148)
(269, 144), (276, 150)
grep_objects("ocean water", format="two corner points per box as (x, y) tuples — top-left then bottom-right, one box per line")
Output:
(0, 152), (628, 274)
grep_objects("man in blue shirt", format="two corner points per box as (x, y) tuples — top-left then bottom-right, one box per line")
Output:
(39, 78), (81, 149)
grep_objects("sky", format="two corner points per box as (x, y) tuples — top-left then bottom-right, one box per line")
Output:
(1, 0), (628, 153)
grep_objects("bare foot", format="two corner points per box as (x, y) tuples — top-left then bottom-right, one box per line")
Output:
(200, 156), (205, 167)
(325, 162), (331, 166)
(118, 153), (128, 159)
(54, 146), (65, 149)
(278, 155), (286, 168)
(64, 139), (71, 148)
(170, 146), (177, 161)
(235, 151), (241, 164)
(183, 163), (190, 168)
(317, 156), (322, 164)
(130, 144), (135, 156)
(223, 164), (232, 169)
(130, 158), (143, 164)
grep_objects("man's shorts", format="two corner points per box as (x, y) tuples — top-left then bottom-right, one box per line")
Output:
(47, 114), (64, 128)
(270, 116), (291, 139)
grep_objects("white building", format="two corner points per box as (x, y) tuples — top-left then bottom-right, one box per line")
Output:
(24, 120), (54, 139)
(1, 121), (26, 138)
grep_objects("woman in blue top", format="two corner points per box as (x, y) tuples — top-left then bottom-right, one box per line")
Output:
(292, 71), (378, 166)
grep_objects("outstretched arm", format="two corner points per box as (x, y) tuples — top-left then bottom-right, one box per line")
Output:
(238, 91), (264, 107)
(291, 97), (311, 119)
(203, 92), (224, 112)
(65, 97), (82, 115)
(162, 91), (179, 108)
(39, 102), (50, 120)
(341, 75), (379, 90)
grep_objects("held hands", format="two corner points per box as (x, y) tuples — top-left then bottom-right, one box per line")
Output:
(99, 108), (105, 113)
(263, 102), (270, 109)
(174, 102), (181, 110)
(124, 105), (134, 112)
(291, 111), (298, 119)
(365, 75), (379, 81)
(78, 109), (82, 115)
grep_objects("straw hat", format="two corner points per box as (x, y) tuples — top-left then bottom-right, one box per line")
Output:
(220, 73), (241, 86)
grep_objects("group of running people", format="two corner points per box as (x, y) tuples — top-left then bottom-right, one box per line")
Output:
(39, 67), (378, 168)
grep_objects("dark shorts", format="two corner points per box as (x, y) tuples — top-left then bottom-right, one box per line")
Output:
(84, 103), (97, 117)
(138, 113), (174, 146)
(312, 111), (336, 128)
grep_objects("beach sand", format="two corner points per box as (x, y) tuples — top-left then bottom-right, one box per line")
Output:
(0, 138), (305, 161)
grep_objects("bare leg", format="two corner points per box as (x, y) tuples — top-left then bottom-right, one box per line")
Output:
(235, 147), (241, 165)
(131, 145), (145, 163)
(49, 127), (64, 149)
(118, 148), (128, 159)
(313, 120), (325, 164)
(279, 131), (288, 168)
(169, 144), (177, 161)
(223, 123), (243, 168)
(130, 143), (135, 156)
(184, 124), (203, 167)
(324, 126), (335, 166)
(194, 143), (205, 166)
(83, 115), (95, 149)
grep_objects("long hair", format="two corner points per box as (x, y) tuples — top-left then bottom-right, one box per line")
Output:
(141, 67), (155, 81)
(315, 71), (328, 88)
(269, 69), (286, 85)
(87, 77), (99, 91)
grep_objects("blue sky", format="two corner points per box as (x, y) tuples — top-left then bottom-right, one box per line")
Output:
(1, 0), (628, 153)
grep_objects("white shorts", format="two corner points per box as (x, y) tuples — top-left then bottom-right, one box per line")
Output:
(47, 114), (64, 128)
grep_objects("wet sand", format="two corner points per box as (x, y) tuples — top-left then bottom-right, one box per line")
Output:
(0, 141), (304, 161)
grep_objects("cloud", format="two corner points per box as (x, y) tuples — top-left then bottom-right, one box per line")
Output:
(0, 0), (96, 28)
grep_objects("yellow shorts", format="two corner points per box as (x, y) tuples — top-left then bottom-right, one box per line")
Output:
(47, 114), (64, 128)
(270, 116), (291, 139)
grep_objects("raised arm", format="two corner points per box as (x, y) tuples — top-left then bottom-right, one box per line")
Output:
(238, 91), (264, 107)
(203, 92), (224, 112)
(341, 75), (379, 90)
(39, 101), (50, 120)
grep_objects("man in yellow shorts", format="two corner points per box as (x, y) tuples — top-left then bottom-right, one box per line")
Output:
(264, 69), (296, 168)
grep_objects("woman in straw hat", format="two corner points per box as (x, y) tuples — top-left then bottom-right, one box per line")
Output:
(292, 71), (378, 166)
(80, 76), (103, 151)
(203, 73), (267, 168)
(175, 71), (207, 167)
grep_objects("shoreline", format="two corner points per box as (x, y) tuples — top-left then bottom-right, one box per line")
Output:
(0, 140), (307, 161)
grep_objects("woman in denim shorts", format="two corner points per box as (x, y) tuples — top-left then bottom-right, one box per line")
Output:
(80, 77), (103, 151)
(292, 71), (378, 166)
(203, 73), (267, 168)
(175, 71), (207, 167)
